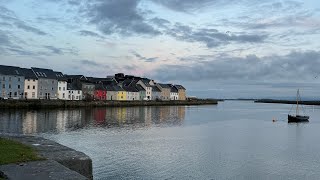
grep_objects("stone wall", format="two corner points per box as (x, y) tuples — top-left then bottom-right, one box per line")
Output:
(0, 99), (218, 109)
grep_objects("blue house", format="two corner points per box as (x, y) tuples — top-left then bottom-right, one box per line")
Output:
(0, 65), (25, 99)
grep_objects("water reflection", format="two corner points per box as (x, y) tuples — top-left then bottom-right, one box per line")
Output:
(0, 106), (185, 135)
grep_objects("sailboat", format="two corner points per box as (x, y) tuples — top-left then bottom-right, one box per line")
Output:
(288, 89), (309, 123)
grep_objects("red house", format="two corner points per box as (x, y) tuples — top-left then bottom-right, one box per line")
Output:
(94, 84), (106, 100)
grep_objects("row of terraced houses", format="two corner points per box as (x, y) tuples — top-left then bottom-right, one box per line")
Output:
(0, 65), (186, 101)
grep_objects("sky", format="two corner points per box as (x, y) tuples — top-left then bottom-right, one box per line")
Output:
(0, 0), (320, 99)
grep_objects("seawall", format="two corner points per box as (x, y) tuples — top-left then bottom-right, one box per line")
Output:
(0, 135), (93, 179)
(0, 99), (218, 109)
(255, 99), (320, 105)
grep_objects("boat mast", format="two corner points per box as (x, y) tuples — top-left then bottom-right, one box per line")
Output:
(296, 89), (299, 116)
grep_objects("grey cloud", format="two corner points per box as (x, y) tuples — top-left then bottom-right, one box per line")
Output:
(168, 23), (268, 48)
(43, 45), (78, 55)
(44, 46), (63, 55)
(79, 60), (103, 67)
(0, 6), (47, 36)
(152, 51), (320, 82)
(14, 22), (47, 36)
(79, 30), (104, 39)
(84, 0), (161, 36)
(151, 0), (234, 12)
(132, 51), (158, 62)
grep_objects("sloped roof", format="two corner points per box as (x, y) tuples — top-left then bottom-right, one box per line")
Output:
(0, 65), (23, 76)
(135, 84), (145, 91)
(123, 86), (139, 92)
(171, 86), (178, 93)
(152, 86), (161, 92)
(31, 67), (57, 79)
(54, 71), (67, 81)
(174, 85), (186, 90)
(106, 85), (124, 91)
(20, 68), (37, 79)
(67, 82), (82, 90)
(139, 79), (152, 87)
(157, 83), (171, 89)
(95, 84), (106, 90)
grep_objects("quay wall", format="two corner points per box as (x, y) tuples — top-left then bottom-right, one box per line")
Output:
(255, 99), (320, 105)
(0, 99), (218, 109)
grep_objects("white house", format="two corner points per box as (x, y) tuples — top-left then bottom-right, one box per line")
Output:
(123, 86), (140, 101)
(55, 72), (68, 100)
(170, 86), (179, 100)
(67, 82), (82, 100)
(136, 79), (154, 100)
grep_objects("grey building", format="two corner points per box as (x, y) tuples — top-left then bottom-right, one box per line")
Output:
(152, 86), (161, 100)
(31, 67), (58, 99)
(0, 65), (25, 99)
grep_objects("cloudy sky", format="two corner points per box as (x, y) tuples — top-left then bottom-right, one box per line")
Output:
(0, 0), (320, 98)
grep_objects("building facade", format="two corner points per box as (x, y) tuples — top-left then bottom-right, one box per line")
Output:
(21, 68), (38, 99)
(156, 83), (171, 101)
(175, 85), (186, 100)
(170, 86), (179, 100)
(31, 68), (58, 99)
(0, 65), (25, 99)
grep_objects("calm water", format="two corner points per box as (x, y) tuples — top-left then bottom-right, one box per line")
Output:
(1, 101), (320, 179)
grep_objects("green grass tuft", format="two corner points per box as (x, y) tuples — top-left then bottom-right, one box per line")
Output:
(0, 138), (43, 165)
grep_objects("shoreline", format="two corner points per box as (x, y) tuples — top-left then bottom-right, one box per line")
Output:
(0, 99), (218, 109)
(254, 99), (320, 105)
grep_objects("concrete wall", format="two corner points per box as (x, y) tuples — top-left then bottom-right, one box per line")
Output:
(0, 99), (218, 109)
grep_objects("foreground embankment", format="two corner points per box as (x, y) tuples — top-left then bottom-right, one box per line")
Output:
(255, 99), (320, 105)
(0, 99), (218, 109)
(0, 135), (92, 179)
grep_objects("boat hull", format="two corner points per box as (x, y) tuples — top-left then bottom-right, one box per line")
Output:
(288, 115), (309, 123)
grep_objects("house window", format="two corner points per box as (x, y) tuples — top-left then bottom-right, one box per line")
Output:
(32, 92), (35, 98)
(9, 84), (11, 89)
(27, 85), (30, 89)
(33, 79), (35, 82)
(121, 96), (123, 99)
(33, 86), (35, 89)
(18, 78), (20, 82)
(40, 86), (42, 90)
(2, 84), (5, 89)
(76, 96), (78, 99)
(14, 92), (17, 97)
(63, 87), (65, 91)
(28, 79), (30, 81)
(18, 85), (20, 89)
(52, 81), (54, 84)
(2, 77), (5, 81)
(78, 91), (80, 94)
(63, 93), (65, 98)
(59, 87), (61, 91)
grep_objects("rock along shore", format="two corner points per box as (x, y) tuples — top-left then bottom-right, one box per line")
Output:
(0, 135), (93, 179)
(0, 99), (218, 109)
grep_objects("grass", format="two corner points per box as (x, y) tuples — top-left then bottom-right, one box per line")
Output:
(0, 138), (43, 165)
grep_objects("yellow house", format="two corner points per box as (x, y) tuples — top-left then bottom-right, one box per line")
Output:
(115, 86), (127, 101)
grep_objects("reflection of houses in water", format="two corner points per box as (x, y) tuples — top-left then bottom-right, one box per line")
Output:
(23, 111), (38, 134)
(0, 106), (186, 135)
(0, 110), (24, 134)
(102, 106), (185, 127)
(93, 109), (106, 125)
(22, 109), (84, 134)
